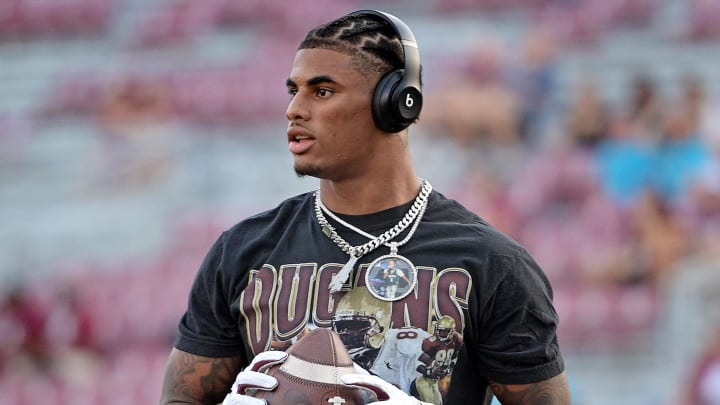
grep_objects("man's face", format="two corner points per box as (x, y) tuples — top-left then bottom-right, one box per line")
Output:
(285, 48), (380, 180)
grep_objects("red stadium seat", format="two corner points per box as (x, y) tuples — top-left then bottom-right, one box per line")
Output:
(0, 0), (112, 39)
(686, 0), (720, 41)
(39, 74), (105, 119)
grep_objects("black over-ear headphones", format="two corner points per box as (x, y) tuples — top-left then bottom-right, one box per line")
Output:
(348, 10), (423, 133)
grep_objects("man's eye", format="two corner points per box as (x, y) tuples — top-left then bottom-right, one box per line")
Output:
(317, 88), (333, 97)
(288, 88), (298, 96)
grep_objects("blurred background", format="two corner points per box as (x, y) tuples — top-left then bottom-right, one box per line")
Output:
(1, 0), (719, 403)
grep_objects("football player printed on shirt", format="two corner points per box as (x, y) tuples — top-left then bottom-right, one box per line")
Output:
(414, 316), (464, 405)
(331, 287), (392, 370)
(370, 326), (430, 393)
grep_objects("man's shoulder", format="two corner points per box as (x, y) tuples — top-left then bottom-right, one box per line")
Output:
(427, 190), (527, 254)
(427, 190), (485, 223)
(427, 190), (499, 231)
(227, 192), (315, 234)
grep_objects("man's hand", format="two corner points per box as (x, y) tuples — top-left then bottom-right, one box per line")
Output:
(222, 351), (289, 405)
(341, 373), (432, 405)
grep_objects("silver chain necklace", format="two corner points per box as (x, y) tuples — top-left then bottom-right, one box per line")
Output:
(315, 179), (432, 295)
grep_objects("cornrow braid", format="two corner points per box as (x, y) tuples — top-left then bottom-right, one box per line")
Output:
(298, 13), (404, 80)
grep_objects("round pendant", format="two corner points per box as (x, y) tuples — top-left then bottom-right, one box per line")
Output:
(365, 254), (418, 302)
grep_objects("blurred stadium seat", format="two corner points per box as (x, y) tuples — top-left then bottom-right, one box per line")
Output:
(0, 0), (112, 40)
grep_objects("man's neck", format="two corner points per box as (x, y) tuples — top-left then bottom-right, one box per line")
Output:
(318, 174), (422, 215)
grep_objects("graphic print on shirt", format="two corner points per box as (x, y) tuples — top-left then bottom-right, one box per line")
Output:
(413, 316), (464, 404)
(239, 262), (471, 405)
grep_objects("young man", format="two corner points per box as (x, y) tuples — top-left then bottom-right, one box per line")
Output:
(381, 259), (412, 300)
(160, 10), (570, 405)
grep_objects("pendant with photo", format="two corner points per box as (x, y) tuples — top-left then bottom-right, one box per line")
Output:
(365, 254), (418, 302)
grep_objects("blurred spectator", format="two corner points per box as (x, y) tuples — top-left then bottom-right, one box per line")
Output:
(651, 100), (713, 206)
(565, 77), (610, 148)
(626, 74), (664, 137)
(686, 135), (720, 261)
(594, 74), (715, 250)
(99, 77), (172, 128)
(595, 113), (655, 207)
(510, 28), (559, 144)
(627, 190), (689, 286)
(95, 76), (176, 188)
(683, 75), (707, 136)
(423, 40), (522, 146)
(43, 284), (95, 352)
(0, 286), (49, 369)
(681, 74), (720, 150)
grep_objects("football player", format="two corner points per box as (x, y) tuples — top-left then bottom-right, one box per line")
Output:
(415, 316), (463, 404)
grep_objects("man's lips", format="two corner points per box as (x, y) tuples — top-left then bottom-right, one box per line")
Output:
(287, 126), (315, 154)
(287, 126), (313, 142)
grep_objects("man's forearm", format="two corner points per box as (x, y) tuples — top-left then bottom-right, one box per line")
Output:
(489, 371), (571, 405)
(160, 348), (243, 405)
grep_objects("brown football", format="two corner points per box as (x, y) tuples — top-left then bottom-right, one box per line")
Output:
(247, 328), (378, 405)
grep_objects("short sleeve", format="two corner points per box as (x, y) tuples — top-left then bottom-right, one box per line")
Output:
(475, 251), (564, 384)
(174, 232), (246, 358)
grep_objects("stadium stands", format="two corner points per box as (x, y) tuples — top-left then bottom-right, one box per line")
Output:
(1, 0), (719, 403)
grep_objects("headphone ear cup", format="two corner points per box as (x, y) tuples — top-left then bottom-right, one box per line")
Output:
(372, 70), (405, 133)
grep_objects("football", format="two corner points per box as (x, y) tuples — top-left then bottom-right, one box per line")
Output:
(247, 328), (378, 405)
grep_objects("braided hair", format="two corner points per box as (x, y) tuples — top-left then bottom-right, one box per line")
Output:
(298, 13), (406, 82)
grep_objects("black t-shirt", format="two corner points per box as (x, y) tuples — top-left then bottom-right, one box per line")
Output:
(175, 190), (564, 404)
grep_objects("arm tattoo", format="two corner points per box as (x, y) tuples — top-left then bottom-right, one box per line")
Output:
(160, 348), (244, 405)
(489, 372), (571, 405)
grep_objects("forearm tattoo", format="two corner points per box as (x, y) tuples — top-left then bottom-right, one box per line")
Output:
(160, 349), (243, 404)
(489, 372), (571, 405)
